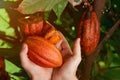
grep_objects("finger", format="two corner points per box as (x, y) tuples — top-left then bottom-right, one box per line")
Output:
(55, 39), (62, 50)
(60, 38), (81, 74)
(57, 31), (72, 57)
(19, 43), (30, 65)
(73, 38), (81, 60)
(69, 38), (81, 68)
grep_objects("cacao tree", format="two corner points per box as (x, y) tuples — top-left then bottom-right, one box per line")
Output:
(0, 0), (120, 80)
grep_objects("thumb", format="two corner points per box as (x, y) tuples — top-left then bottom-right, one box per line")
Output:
(73, 38), (81, 61)
(60, 38), (82, 75)
(68, 38), (81, 69)
(20, 43), (29, 66)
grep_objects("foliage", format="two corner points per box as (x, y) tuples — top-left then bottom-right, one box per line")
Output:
(0, 0), (120, 80)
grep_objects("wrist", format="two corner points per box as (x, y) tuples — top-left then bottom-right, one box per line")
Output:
(32, 77), (41, 80)
(32, 76), (46, 80)
(31, 74), (51, 80)
(67, 76), (78, 80)
(65, 73), (78, 80)
(56, 74), (78, 80)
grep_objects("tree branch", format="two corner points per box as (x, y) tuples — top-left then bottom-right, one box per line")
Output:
(92, 19), (120, 60)
(0, 35), (20, 45)
(94, 0), (106, 19)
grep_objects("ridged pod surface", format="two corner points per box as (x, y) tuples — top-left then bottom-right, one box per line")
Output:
(18, 15), (43, 38)
(43, 21), (62, 44)
(25, 36), (63, 68)
(19, 15), (62, 44)
(77, 7), (100, 56)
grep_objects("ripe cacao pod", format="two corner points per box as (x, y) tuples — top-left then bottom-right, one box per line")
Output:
(77, 7), (100, 56)
(43, 21), (62, 44)
(19, 15), (62, 44)
(25, 36), (63, 68)
(18, 15), (43, 38)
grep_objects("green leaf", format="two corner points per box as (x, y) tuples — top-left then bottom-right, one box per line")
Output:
(5, 59), (26, 80)
(0, 9), (16, 37)
(0, 9), (10, 31)
(5, 59), (21, 74)
(104, 43), (114, 66)
(54, 18), (62, 25)
(17, 0), (67, 14)
(102, 68), (120, 80)
(53, 0), (68, 19)
(0, 9), (16, 47)
(110, 54), (120, 67)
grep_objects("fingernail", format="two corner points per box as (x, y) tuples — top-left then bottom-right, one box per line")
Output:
(78, 38), (80, 42)
(76, 38), (80, 42)
(22, 43), (27, 49)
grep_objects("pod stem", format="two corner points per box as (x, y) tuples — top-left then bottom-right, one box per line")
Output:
(83, 0), (94, 8)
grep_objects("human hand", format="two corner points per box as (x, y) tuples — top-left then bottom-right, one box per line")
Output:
(52, 38), (81, 80)
(20, 31), (81, 80)
(55, 31), (72, 60)
(20, 44), (53, 80)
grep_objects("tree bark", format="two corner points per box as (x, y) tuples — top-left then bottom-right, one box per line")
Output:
(94, 0), (106, 19)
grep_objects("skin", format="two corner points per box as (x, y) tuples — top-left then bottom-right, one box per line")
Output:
(20, 44), (52, 80)
(20, 32), (81, 80)
(52, 38), (81, 80)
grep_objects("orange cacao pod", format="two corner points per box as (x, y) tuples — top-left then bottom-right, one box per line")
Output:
(18, 15), (43, 38)
(43, 21), (62, 44)
(19, 15), (62, 44)
(25, 36), (63, 68)
(77, 7), (100, 56)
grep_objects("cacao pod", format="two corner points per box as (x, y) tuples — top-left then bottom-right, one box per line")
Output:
(18, 15), (43, 38)
(19, 15), (62, 44)
(77, 7), (100, 56)
(25, 36), (63, 68)
(43, 21), (62, 44)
